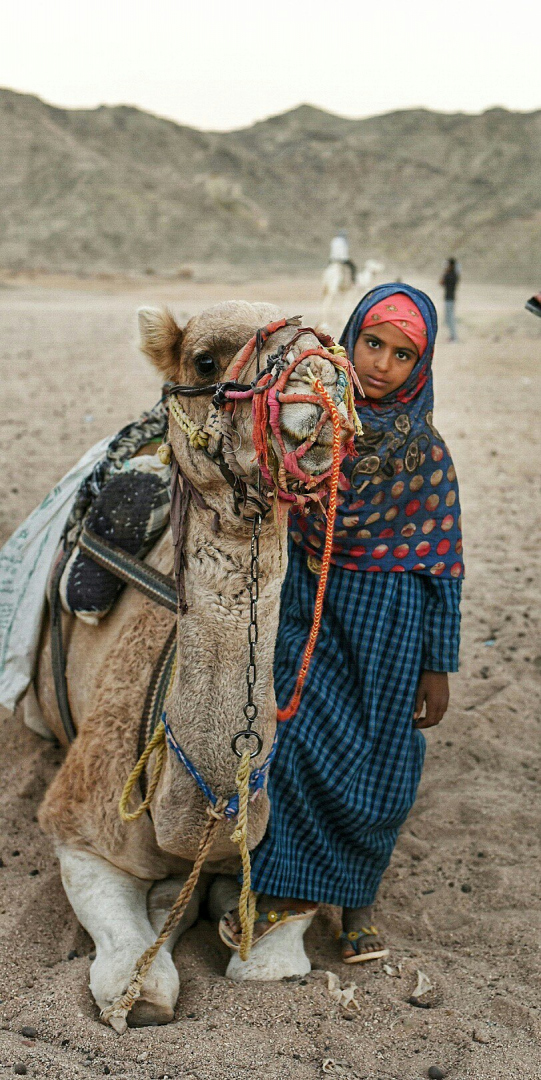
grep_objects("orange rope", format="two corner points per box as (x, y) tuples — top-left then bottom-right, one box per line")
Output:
(276, 377), (342, 722)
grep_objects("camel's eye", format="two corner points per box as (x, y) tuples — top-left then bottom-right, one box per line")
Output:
(194, 353), (217, 378)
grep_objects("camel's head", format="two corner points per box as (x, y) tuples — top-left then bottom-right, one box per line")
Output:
(139, 300), (356, 503)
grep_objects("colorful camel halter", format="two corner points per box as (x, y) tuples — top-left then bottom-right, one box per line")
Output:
(162, 317), (361, 510)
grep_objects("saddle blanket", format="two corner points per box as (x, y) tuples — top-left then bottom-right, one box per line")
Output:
(0, 435), (112, 712)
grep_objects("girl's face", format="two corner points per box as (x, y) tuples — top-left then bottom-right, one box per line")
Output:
(353, 322), (418, 399)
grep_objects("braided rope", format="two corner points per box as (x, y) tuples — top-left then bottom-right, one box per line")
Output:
(276, 374), (343, 722)
(230, 749), (257, 960)
(169, 395), (209, 448)
(101, 805), (224, 1029)
(118, 722), (166, 823)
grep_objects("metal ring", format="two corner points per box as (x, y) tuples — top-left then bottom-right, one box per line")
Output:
(231, 730), (263, 759)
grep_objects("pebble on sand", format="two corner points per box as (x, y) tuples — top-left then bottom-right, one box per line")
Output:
(19, 1028), (37, 1039)
(428, 1068), (447, 1080)
(13, 1066), (27, 1076)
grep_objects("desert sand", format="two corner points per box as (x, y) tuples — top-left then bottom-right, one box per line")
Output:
(0, 273), (540, 1080)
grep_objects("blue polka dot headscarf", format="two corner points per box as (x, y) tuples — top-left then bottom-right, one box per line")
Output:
(292, 283), (464, 579)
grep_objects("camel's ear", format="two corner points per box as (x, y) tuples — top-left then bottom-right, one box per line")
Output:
(138, 307), (184, 380)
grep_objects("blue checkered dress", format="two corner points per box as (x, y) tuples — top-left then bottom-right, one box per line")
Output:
(250, 539), (461, 907)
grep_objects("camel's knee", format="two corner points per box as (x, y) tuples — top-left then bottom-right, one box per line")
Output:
(207, 875), (240, 921)
(147, 876), (201, 944)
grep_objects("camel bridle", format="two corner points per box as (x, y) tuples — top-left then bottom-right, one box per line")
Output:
(162, 316), (361, 519)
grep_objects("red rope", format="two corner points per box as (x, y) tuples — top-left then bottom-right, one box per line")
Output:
(276, 377), (342, 722)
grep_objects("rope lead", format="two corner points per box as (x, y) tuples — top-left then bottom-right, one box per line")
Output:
(276, 375), (342, 722)
(230, 748), (257, 960)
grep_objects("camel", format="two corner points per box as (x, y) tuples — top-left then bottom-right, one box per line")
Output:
(32, 300), (353, 1031)
(321, 258), (385, 332)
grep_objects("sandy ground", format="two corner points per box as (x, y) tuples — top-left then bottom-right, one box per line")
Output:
(0, 273), (540, 1080)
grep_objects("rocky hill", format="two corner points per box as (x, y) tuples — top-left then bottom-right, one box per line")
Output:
(0, 89), (539, 282)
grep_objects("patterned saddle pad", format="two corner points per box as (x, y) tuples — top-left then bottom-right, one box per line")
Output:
(59, 454), (170, 624)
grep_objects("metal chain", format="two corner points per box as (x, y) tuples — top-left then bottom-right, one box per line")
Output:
(231, 512), (263, 759)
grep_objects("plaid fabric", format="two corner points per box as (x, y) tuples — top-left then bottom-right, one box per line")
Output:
(250, 539), (461, 907)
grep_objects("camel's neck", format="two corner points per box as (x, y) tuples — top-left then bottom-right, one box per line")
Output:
(151, 495), (289, 856)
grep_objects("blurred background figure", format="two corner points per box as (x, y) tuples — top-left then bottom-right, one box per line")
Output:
(440, 257), (460, 341)
(329, 228), (357, 283)
(321, 229), (358, 329)
(356, 257), (385, 288)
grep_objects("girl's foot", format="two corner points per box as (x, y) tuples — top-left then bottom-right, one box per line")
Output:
(340, 905), (389, 964)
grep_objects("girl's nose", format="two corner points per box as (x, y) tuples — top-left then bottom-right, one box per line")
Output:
(374, 347), (392, 371)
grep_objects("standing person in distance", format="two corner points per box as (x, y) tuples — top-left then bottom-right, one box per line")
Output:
(440, 258), (460, 342)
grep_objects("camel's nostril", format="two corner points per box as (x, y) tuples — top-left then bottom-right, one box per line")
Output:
(306, 357), (336, 384)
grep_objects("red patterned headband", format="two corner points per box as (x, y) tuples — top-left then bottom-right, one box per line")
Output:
(360, 293), (428, 358)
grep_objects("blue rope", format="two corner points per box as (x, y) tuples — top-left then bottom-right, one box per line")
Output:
(162, 713), (277, 820)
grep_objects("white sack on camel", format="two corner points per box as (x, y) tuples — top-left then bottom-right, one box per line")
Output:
(0, 435), (111, 712)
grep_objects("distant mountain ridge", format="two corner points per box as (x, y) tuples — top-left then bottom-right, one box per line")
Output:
(0, 89), (539, 282)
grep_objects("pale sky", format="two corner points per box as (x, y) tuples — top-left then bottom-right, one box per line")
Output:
(1, 0), (539, 130)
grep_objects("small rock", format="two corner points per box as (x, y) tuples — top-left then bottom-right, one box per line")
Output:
(28, 869), (39, 877)
(19, 1027), (37, 1039)
(408, 996), (431, 1008)
(461, 883), (472, 893)
(0, 857), (4, 867)
(472, 1027), (490, 1044)
(88, 950), (96, 961)
(103, 1068), (111, 1076)
(67, 950), (78, 960)
(12, 850), (20, 857)
(13, 1067), (27, 1076)
(428, 1068), (447, 1079)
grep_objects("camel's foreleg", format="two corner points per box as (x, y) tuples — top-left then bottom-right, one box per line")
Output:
(58, 847), (200, 1031)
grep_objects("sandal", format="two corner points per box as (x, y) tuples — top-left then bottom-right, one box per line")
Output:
(338, 924), (389, 964)
(219, 900), (318, 952)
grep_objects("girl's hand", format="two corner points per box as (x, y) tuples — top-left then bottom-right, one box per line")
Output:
(414, 671), (450, 729)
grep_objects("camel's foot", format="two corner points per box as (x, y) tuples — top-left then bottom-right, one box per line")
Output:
(90, 938), (179, 1031)
(226, 911), (315, 983)
(58, 847), (188, 1032)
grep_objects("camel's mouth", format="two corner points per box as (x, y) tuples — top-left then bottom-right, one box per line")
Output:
(276, 353), (353, 477)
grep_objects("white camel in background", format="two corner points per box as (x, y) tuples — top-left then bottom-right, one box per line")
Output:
(321, 258), (385, 332)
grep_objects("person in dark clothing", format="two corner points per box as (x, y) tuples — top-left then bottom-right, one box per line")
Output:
(440, 258), (460, 341)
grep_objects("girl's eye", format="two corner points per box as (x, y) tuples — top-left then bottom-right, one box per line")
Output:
(396, 350), (411, 361)
(194, 353), (217, 377)
(367, 338), (380, 349)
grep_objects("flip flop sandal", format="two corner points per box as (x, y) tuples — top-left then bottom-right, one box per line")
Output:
(338, 924), (390, 964)
(219, 902), (318, 952)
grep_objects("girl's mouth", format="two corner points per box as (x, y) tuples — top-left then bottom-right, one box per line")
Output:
(365, 374), (389, 389)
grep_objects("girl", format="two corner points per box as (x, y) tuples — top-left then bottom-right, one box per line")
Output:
(224, 284), (463, 963)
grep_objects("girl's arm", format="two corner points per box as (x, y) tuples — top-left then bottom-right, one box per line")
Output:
(414, 578), (462, 729)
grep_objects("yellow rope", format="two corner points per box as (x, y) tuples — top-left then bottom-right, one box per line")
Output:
(169, 395), (209, 449)
(101, 805), (224, 1029)
(230, 749), (257, 961)
(118, 722), (166, 823)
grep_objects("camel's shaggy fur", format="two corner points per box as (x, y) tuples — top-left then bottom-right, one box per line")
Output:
(35, 301), (342, 1027)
